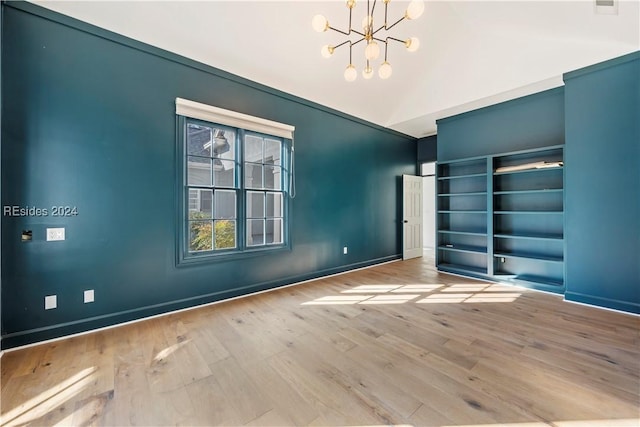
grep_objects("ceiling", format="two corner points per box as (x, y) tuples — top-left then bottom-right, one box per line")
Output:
(32, 0), (640, 138)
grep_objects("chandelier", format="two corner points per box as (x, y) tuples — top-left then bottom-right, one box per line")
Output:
(312, 0), (425, 81)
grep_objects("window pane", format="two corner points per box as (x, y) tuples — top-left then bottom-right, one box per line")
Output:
(213, 160), (236, 188)
(266, 192), (282, 218)
(187, 156), (212, 186)
(211, 129), (235, 161)
(247, 191), (265, 218)
(189, 189), (213, 219)
(247, 219), (265, 246)
(188, 189), (199, 211)
(265, 139), (281, 166)
(245, 163), (263, 189)
(264, 165), (282, 190)
(215, 220), (236, 249)
(245, 135), (263, 163)
(189, 220), (213, 252)
(214, 190), (236, 219)
(187, 124), (212, 157)
(266, 218), (283, 244)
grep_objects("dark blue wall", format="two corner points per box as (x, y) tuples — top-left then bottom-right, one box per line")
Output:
(0, 3), (416, 348)
(564, 52), (640, 313)
(417, 135), (437, 163)
(436, 88), (565, 161)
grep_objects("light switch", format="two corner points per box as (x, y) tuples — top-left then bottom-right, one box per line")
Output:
(46, 228), (65, 241)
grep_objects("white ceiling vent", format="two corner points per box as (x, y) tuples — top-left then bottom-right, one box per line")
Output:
(595, 0), (618, 15)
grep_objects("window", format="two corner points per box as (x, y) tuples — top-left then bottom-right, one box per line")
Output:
(177, 99), (294, 263)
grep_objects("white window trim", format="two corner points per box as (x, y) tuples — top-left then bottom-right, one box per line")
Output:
(176, 98), (295, 139)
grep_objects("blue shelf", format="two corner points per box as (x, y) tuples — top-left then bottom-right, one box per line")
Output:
(438, 173), (486, 181)
(495, 210), (563, 215)
(438, 245), (487, 254)
(494, 189), (563, 195)
(496, 274), (564, 288)
(494, 252), (563, 263)
(438, 192), (487, 197)
(438, 263), (488, 276)
(494, 232), (563, 241)
(438, 210), (487, 214)
(494, 166), (562, 176)
(438, 230), (487, 236)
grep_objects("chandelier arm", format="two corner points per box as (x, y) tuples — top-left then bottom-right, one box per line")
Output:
(328, 26), (351, 36)
(372, 36), (388, 43)
(384, 40), (389, 61)
(384, 1), (389, 27)
(385, 15), (406, 31)
(371, 25), (387, 36)
(351, 29), (366, 37)
(386, 36), (406, 44)
(371, 0), (378, 19)
(351, 37), (366, 47)
(333, 40), (351, 51)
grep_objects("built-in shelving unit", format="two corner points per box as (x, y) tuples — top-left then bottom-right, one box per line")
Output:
(436, 145), (565, 292)
(437, 157), (489, 276)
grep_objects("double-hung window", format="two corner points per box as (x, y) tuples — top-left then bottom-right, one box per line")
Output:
(176, 99), (294, 263)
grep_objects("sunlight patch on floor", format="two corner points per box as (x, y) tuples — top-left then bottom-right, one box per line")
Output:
(1, 367), (96, 427)
(391, 284), (444, 293)
(342, 285), (404, 293)
(154, 339), (191, 362)
(302, 282), (524, 306)
(417, 293), (473, 304)
(302, 295), (371, 305)
(358, 294), (421, 305)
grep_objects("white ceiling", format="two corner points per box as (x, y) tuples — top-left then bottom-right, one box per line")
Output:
(33, 0), (640, 138)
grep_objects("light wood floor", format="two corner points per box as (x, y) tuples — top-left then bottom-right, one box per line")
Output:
(1, 254), (639, 426)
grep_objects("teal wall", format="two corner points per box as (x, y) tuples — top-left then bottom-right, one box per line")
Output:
(564, 52), (640, 313)
(416, 135), (437, 163)
(0, 3), (416, 348)
(437, 88), (565, 161)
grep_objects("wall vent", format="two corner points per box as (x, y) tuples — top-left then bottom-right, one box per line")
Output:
(595, 0), (618, 14)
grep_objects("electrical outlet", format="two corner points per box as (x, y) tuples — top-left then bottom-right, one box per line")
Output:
(84, 289), (95, 303)
(46, 228), (65, 241)
(500, 257), (506, 263)
(45, 295), (57, 310)
(343, 246), (348, 255)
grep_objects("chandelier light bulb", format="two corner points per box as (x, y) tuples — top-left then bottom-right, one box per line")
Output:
(362, 65), (374, 79)
(344, 64), (357, 82)
(406, 37), (420, 52)
(364, 41), (380, 61)
(379, 61), (393, 79)
(406, 0), (425, 20)
(346, 0), (356, 9)
(321, 45), (334, 58)
(312, 14), (329, 32)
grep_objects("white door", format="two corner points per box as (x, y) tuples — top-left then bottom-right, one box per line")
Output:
(403, 174), (423, 260)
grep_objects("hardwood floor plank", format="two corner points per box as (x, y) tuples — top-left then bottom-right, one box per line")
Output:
(241, 358), (320, 426)
(207, 357), (273, 425)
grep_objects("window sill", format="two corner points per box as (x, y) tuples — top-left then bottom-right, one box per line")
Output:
(176, 244), (291, 267)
